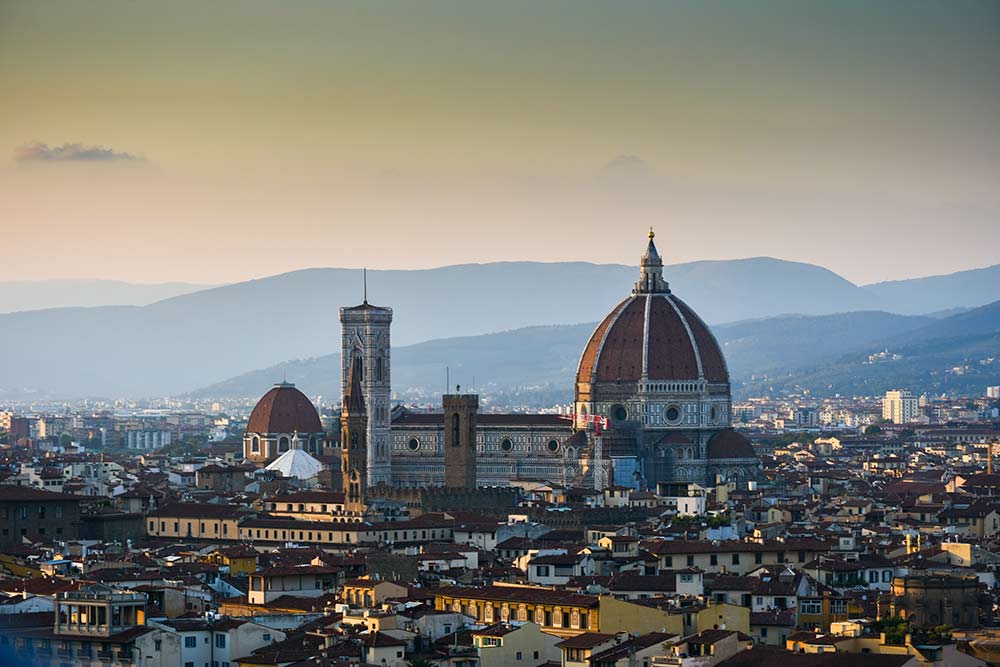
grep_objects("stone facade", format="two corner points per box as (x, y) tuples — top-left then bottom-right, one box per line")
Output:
(890, 574), (991, 628)
(390, 411), (593, 487)
(340, 300), (393, 487)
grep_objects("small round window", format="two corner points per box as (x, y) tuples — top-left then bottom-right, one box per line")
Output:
(612, 405), (628, 422)
(500, 438), (514, 452)
(546, 439), (560, 453)
(664, 405), (681, 422)
(407, 438), (419, 451)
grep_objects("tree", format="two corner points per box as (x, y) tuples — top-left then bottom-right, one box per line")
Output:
(407, 658), (435, 667)
(865, 425), (884, 436)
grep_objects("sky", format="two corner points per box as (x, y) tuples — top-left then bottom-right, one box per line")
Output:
(1, 0), (998, 286)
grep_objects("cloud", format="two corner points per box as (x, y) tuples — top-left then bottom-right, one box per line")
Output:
(15, 141), (142, 163)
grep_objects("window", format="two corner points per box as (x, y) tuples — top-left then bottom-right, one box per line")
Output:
(732, 554), (740, 565)
(500, 438), (513, 452)
(55, 505), (63, 519)
(664, 405), (680, 422)
(800, 600), (822, 615)
(215, 635), (226, 648)
(882, 570), (892, 583)
(761, 627), (768, 637)
(710, 554), (718, 566)
(185, 663), (194, 667)
(686, 555), (694, 567)
(154, 640), (162, 651)
(547, 439), (560, 453)
(185, 636), (197, 648)
(664, 556), (673, 567)
(755, 553), (763, 564)
(535, 565), (550, 577)
(516, 652), (523, 660)
(262, 634), (271, 642)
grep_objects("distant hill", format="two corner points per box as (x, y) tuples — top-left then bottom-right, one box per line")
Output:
(0, 279), (211, 314)
(188, 323), (598, 402)
(1, 259), (997, 399)
(863, 263), (1000, 315)
(189, 310), (947, 403)
(737, 300), (1000, 397)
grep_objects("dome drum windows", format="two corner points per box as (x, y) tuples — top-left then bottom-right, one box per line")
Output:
(546, 439), (560, 453)
(407, 438), (420, 452)
(611, 404), (628, 423)
(500, 438), (514, 453)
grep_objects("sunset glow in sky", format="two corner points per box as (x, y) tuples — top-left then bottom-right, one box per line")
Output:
(2, 0), (998, 284)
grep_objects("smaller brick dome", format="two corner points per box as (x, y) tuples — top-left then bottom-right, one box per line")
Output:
(247, 382), (322, 434)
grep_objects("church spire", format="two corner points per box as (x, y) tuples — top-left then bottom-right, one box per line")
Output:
(633, 227), (669, 294)
(344, 354), (366, 415)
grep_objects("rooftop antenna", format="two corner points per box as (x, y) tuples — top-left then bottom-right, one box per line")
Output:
(363, 267), (368, 304)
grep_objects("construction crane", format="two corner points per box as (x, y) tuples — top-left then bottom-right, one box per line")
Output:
(571, 412), (610, 491)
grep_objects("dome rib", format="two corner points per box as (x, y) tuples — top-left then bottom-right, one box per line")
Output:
(595, 296), (647, 383)
(663, 294), (704, 379)
(577, 296), (634, 385)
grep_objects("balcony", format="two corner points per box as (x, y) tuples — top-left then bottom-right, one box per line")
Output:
(77, 648), (94, 659)
(116, 651), (134, 663)
(96, 650), (114, 661)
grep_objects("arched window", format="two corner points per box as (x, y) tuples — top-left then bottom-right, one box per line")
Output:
(278, 436), (289, 452)
(452, 414), (461, 447)
(250, 436), (260, 453)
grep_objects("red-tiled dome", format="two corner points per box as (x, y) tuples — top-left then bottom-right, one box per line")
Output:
(707, 430), (755, 459)
(247, 383), (322, 434)
(577, 293), (729, 385)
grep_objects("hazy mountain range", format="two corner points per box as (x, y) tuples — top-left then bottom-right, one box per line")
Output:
(0, 279), (211, 314)
(1, 259), (998, 399)
(192, 303), (999, 402)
